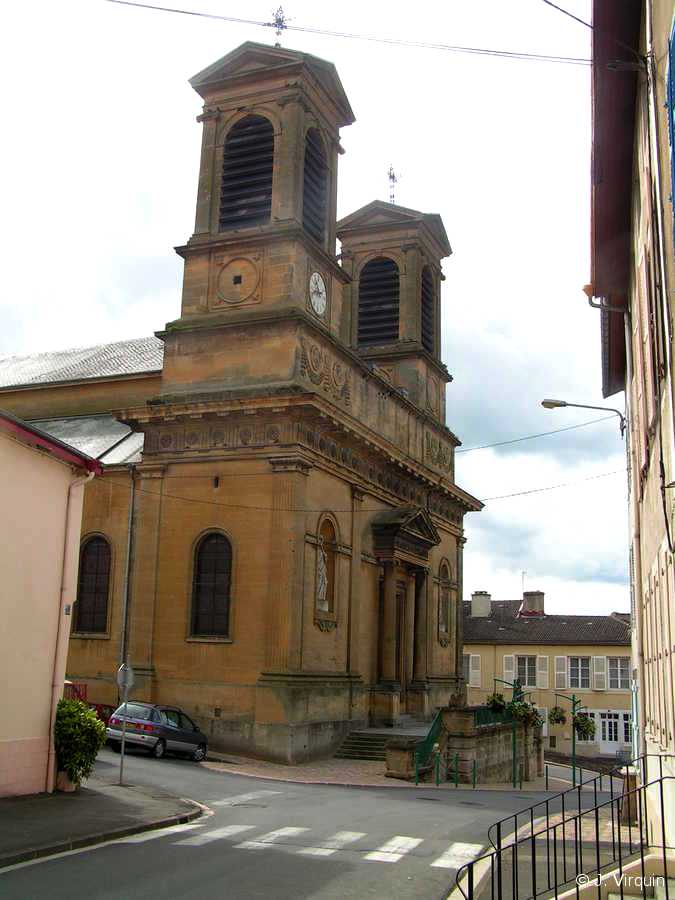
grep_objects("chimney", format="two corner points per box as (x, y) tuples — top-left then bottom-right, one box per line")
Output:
(471, 591), (491, 617)
(522, 590), (545, 614)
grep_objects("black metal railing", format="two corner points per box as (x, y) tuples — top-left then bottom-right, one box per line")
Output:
(487, 754), (670, 852)
(455, 765), (674, 900)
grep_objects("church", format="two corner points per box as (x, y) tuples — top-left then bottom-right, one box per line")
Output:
(0, 42), (482, 762)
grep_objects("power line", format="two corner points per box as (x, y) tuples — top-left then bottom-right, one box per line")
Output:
(105, 0), (592, 66)
(538, 0), (592, 29)
(103, 466), (626, 511)
(456, 415), (615, 453)
(482, 468), (625, 502)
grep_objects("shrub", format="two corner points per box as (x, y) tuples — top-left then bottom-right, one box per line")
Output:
(573, 713), (596, 741)
(548, 706), (567, 726)
(486, 692), (506, 712)
(54, 698), (106, 784)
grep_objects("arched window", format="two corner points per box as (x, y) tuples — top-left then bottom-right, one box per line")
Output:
(316, 518), (337, 616)
(219, 115), (274, 231)
(75, 536), (111, 633)
(438, 562), (451, 635)
(191, 533), (232, 637)
(302, 128), (328, 244)
(421, 265), (434, 353)
(358, 257), (400, 347)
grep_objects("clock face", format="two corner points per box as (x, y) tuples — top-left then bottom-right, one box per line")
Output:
(309, 271), (327, 316)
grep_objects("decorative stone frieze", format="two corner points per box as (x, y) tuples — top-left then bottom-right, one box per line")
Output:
(299, 337), (351, 406)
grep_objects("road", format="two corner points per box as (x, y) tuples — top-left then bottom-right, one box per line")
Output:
(0, 747), (549, 900)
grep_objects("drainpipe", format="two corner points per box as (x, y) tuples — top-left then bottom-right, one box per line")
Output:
(46, 469), (95, 793)
(119, 465), (136, 668)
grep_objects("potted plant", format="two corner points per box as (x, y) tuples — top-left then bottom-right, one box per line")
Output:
(548, 706), (567, 726)
(508, 701), (543, 729)
(486, 692), (506, 713)
(573, 713), (596, 741)
(54, 698), (106, 791)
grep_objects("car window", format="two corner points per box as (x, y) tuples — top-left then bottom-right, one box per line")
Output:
(163, 709), (180, 727)
(150, 709), (163, 724)
(179, 713), (196, 731)
(113, 703), (152, 720)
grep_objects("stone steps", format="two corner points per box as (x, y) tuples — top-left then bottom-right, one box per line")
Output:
(335, 722), (429, 761)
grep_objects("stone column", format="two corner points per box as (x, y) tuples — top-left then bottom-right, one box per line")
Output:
(454, 536), (467, 704)
(413, 568), (428, 682)
(347, 487), (364, 675)
(404, 574), (415, 689)
(193, 112), (219, 236)
(272, 98), (304, 224)
(381, 561), (398, 683)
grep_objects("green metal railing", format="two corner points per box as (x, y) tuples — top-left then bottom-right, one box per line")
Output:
(474, 706), (514, 728)
(414, 709), (443, 785)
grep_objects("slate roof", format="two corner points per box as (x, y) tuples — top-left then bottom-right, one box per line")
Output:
(463, 600), (630, 646)
(30, 415), (144, 465)
(0, 336), (163, 389)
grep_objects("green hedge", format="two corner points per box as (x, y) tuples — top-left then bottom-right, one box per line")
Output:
(54, 699), (106, 784)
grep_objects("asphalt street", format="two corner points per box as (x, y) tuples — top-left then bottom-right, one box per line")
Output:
(0, 747), (552, 900)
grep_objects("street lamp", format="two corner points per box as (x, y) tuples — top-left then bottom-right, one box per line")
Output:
(541, 399), (626, 436)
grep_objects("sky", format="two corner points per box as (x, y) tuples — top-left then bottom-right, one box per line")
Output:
(0, 0), (628, 614)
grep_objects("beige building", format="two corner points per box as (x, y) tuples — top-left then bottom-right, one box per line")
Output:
(463, 590), (632, 760)
(0, 411), (100, 797)
(0, 42), (481, 763)
(588, 0), (675, 842)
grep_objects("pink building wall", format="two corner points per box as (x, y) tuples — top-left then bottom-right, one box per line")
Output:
(0, 429), (89, 796)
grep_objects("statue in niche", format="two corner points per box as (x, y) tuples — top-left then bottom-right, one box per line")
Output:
(316, 538), (329, 612)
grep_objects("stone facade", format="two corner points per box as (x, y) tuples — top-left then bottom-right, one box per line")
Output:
(0, 42), (481, 762)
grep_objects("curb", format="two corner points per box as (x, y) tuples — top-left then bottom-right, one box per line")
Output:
(0, 800), (205, 870)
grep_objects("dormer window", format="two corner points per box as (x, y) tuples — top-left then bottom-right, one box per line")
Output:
(302, 128), (328, 244)
(219, 114), (274, 231)
(358, 257), (400, 347)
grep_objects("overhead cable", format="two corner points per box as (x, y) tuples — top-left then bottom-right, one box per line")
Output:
(456, 415), (615, 453)
(105, 0), (592, 66)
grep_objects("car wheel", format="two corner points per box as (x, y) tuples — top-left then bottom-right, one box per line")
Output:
(110, 741), (121, 754)
(150, 739), (166, 760)
(192, 743), (207, 762)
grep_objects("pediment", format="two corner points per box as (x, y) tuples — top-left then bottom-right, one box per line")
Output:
(337, 201), (451, 256)
(372, 506), (441, 548)
(190, 42), (355, 125)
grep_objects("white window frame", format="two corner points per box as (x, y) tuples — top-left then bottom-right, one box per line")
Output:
(608, 657), (630, 690)
(516, 655), (537, 688)
(569, 656), (591, 689)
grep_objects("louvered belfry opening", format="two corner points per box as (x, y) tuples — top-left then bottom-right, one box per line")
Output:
(302, 128), (328, 244)
(358, 257), (400, 347)
(421, 265), (435, 353)
(219, 114), (274, 231)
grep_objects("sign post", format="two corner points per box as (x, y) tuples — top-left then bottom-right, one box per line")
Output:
(116, 663), (135, 786)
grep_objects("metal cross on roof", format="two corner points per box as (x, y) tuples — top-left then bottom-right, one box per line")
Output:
(270, 6), (288, 46)
(388, 165), (398, 204)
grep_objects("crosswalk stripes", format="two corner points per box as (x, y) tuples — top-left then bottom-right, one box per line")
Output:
(176, 825), (256, 847)
(117, 822), (207, 844)
(364, 836), (424, 863)
(431, 842), (484, 869)
(235, 826), (310, 850)
(212, 790), (282, 807)
(162, 822), (484, 871)
(298, 831), (367, 857)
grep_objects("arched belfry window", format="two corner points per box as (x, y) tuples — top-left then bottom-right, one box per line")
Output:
(75, 536), (111, 633)
(316, 518), (337, 617)
(357, 257), (400, 347)
(302, 128), (328, 244)
(219, 115), (274, 231)
(421, 265), (435, 353)
(438, 562), (451, 636)
(191, 532), (232, 637)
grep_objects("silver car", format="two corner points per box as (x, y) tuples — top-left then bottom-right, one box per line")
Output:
(106, 702), (208, 761)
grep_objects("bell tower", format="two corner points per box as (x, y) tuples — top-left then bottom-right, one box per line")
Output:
(160, 42), (354, 397)
(336, 201), (452, 424)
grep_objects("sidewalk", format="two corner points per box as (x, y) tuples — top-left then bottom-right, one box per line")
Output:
(0, 775), (204, 869)
(204, 751), (574, 792)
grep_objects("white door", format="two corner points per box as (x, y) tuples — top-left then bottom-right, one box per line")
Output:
(598, 712), (620, 753)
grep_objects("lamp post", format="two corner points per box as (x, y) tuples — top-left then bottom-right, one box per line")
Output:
(554, 691), (588, 787)
(541, 399), (626, 436)
(494, 677), (531, 788)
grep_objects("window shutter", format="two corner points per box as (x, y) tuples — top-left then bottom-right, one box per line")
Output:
(593, 656), (607, 691)
(536, 656), (549, 690)
(555, 656), (567, 689)
(469, 654), (481, 688)
(503, 654), (515, 684)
